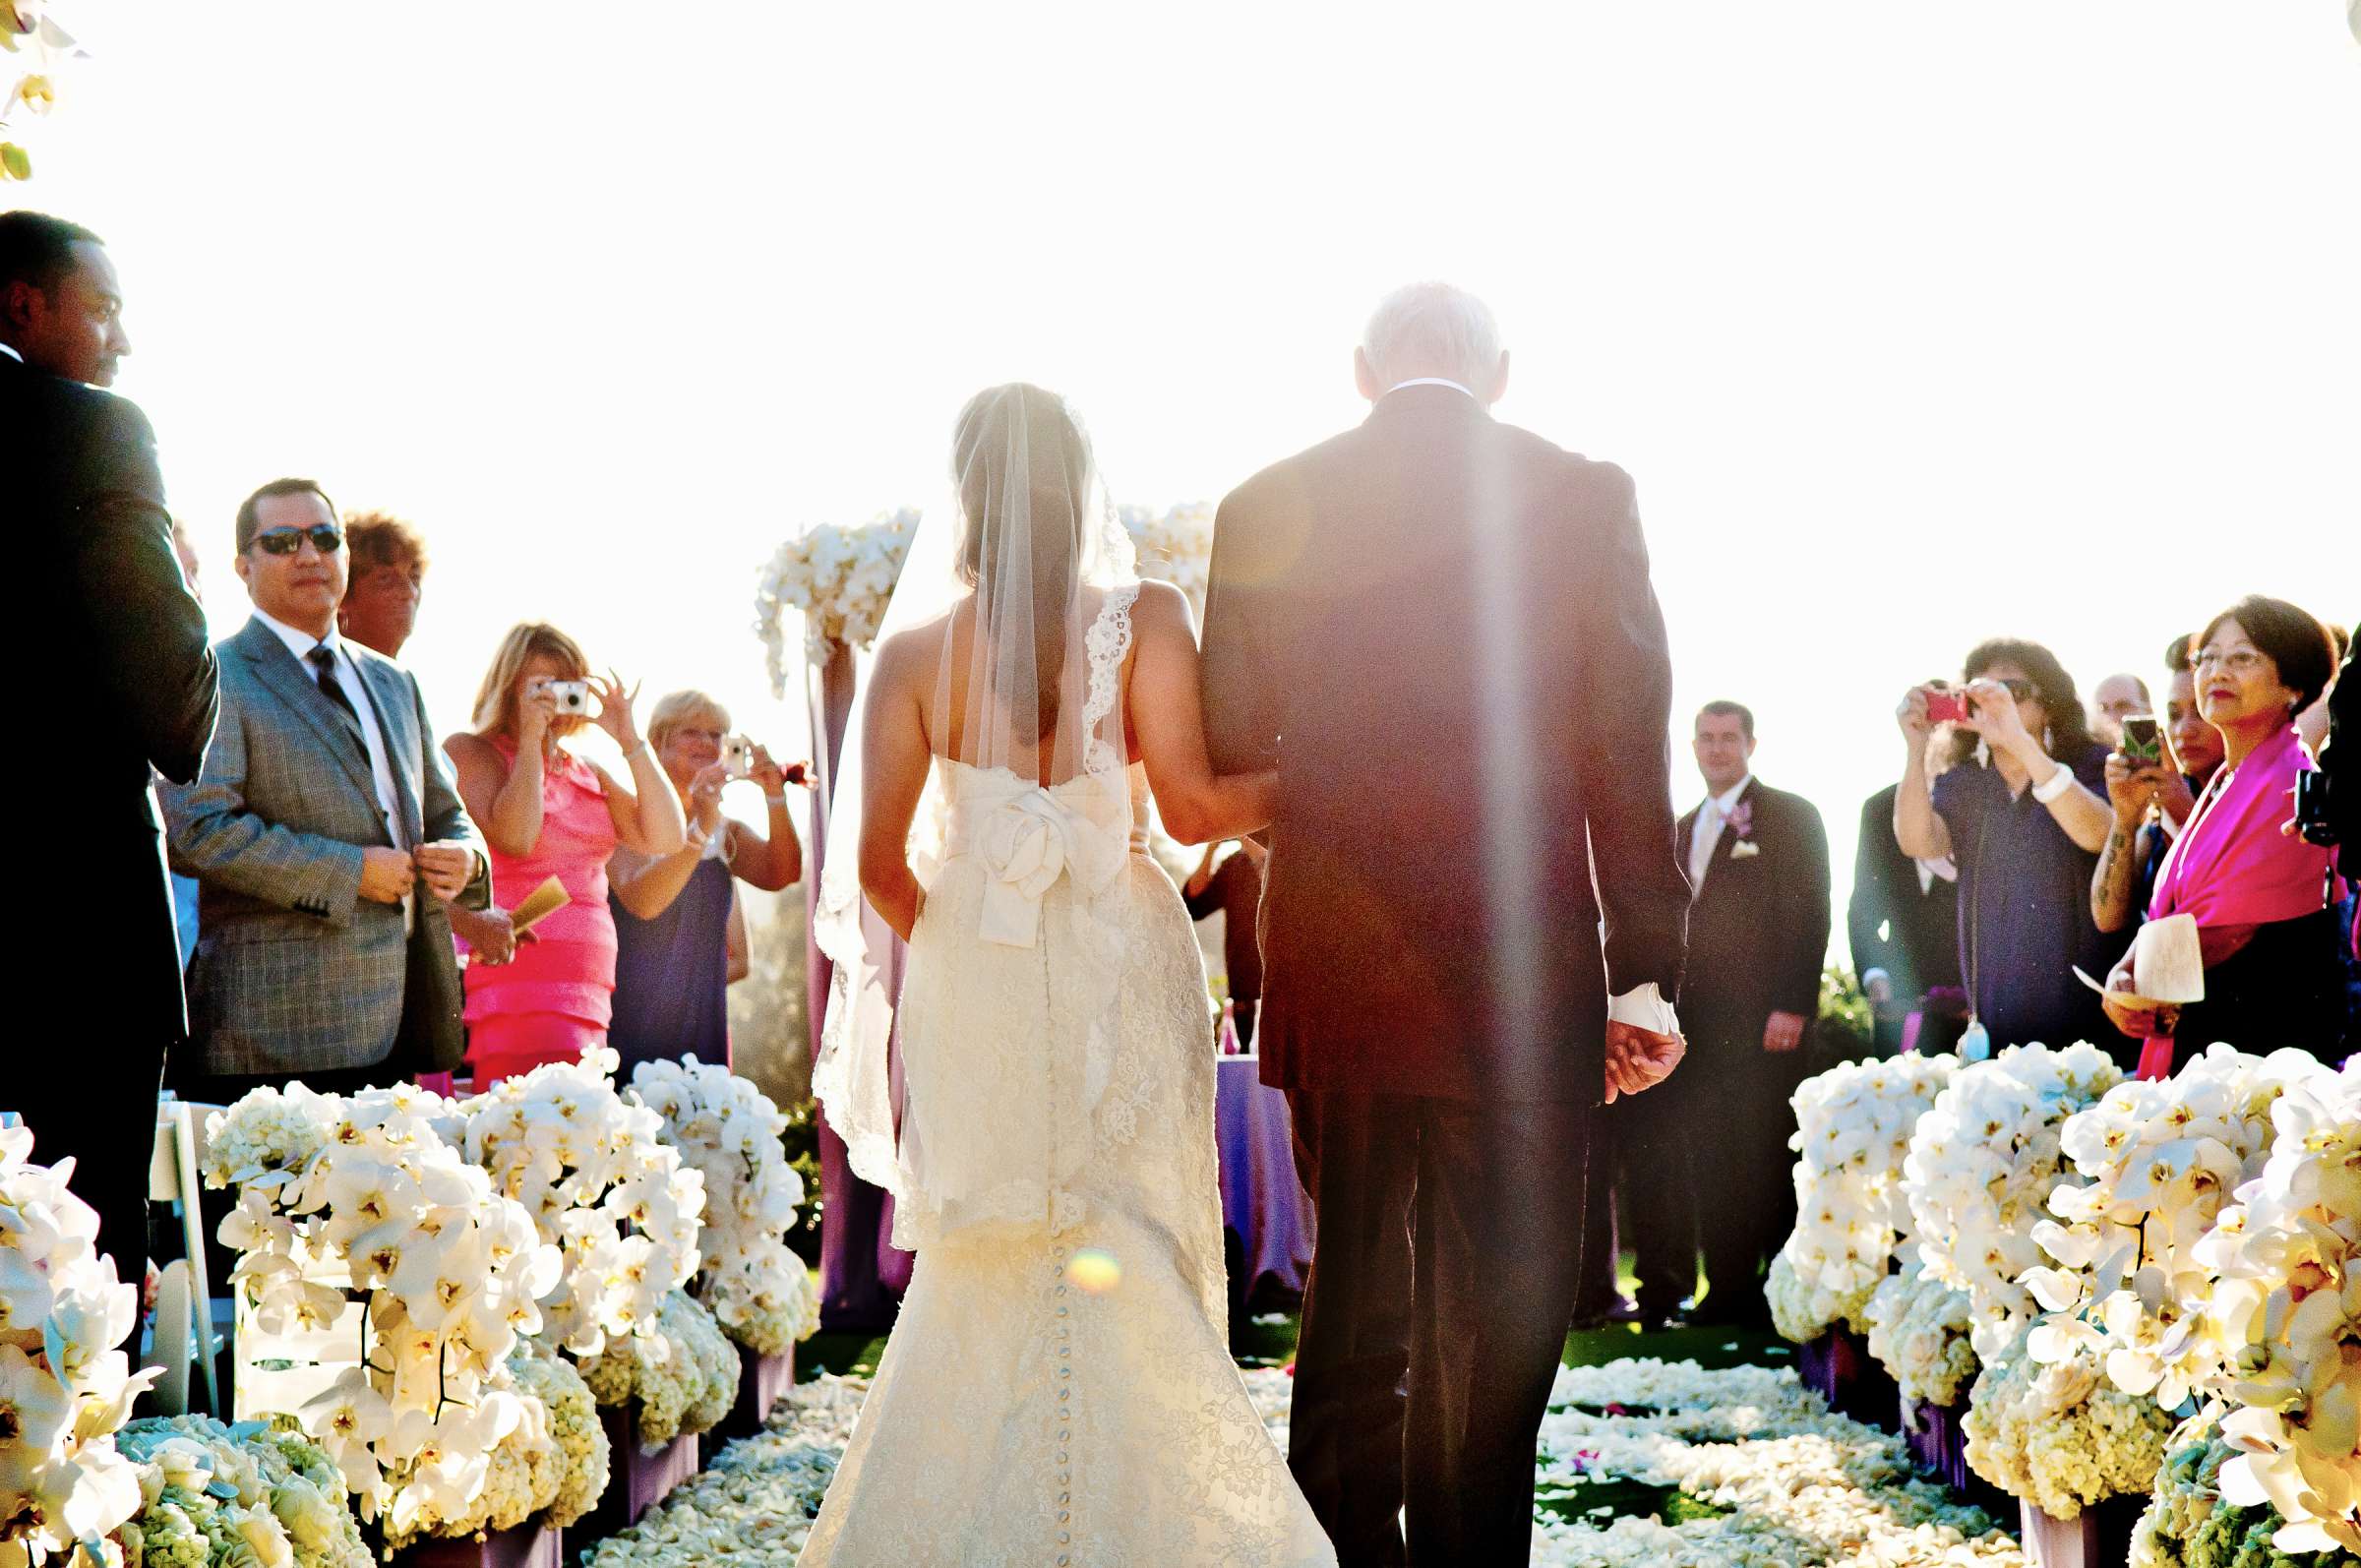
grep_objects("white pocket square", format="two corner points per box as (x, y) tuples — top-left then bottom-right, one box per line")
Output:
(1729, 840), (1761, 860)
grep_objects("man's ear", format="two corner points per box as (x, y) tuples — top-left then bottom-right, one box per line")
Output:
(1484, 350), (1511, 406)
(232, 548), (254, 589)
(0, 277), (37, 338)
(1353, 346), (1382, 402)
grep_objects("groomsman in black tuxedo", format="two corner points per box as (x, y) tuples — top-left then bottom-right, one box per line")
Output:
(3, 211), (218, 1273)
(1848, 779), (1962, 1055)
(1623, 701), (1828, 1329)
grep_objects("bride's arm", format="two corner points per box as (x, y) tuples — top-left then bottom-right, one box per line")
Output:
(858, 633), (933, 942)
(1131, 581), (1277, 845)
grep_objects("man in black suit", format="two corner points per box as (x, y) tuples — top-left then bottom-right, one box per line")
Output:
(1623, 701), (1829, 1330)
(2, 211), (217, 1273)
(1848, 779), (1962, 1055)
(1201, 282), (1690, 1567)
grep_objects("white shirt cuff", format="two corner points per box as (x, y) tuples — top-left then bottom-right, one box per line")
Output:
(1609, 983), (1680, 1036)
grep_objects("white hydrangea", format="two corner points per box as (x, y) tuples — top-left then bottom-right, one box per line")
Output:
(628, 1056), (818, 1357)
(114, 1416), (372, 1568)
(1772, 1053), (1960, 1343)
(456, 1049), (706, 1359)
(0, 1123), (155, 1568)
(1903, 1042), (2122, 1362)
(1962, 1324), (2172, 1520)
(576, 1291), (741, 1450)
(509, 1338), (608, 1531)
(1865, 1248), (1980, 1410)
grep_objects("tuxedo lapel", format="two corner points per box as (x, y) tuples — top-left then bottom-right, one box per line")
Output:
(236, 619), (378, 799)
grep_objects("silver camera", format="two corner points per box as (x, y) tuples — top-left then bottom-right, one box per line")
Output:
(531, 677), (591, 715)
(722, 735), (757, 780)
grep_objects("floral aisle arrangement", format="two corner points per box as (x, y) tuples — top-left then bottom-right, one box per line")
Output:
(1903, 1042), (2124, 1363)
(505, 1341), (606, 1532)
(201, 1084), (565, 1543)
(1117, 503), (1215, 620)
(2021, 1047), (2331, 1410)
(2, 3), (84, 182)
(2129, 1411), (2347, 1568)
(454, 1051), (706, 1359)
(575, 1292), (740, 1452)
(1866, 1251), (1981, 1411)
(754, 510), (920, 692)
(1962, 1322), (2175, 1522)
(112, 1416), (371, 1568)
(2183, 1061), (2361, 1554)
(626, 1057), (818, 1357)
(1769, 1053), (1960, 1344)
(0, 1126), (152, 1567)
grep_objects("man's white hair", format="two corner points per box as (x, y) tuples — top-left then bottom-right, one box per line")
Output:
(1361, 281), (1503, 390)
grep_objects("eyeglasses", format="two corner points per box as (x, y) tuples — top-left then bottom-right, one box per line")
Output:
(2192, 648), (2269, 676)
(251, 523), (344, 557)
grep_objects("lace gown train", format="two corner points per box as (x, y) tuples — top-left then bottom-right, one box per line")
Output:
(797, 759), (1334, 1567)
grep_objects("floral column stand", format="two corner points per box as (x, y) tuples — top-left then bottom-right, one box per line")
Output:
(2016, 1495), (2146, 1568)
(805, 638), (913, 1329)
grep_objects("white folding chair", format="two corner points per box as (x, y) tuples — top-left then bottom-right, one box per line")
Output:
(147, 1098), (224, 1415)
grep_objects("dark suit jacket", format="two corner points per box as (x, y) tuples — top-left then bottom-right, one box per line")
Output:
(6, 351), (217, 1049)
(1200, 386), (1688, 1104)
(161, 618), (486, 1076)
(1846, 782), (1962, 1007)
(1676, 778), (1830, 1047)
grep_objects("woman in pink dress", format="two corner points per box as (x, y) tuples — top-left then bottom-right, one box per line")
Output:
(447, 622), (686, 1085)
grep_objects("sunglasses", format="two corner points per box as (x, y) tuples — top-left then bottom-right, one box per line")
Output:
(251, 523), (345, 557)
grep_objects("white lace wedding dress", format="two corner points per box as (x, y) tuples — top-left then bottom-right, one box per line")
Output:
(797, 746), (1335, 1566)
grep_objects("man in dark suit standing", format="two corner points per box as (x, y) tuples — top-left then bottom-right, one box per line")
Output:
(1625, 701), (1830, 1330)
(3, 211), (218, 1274)
(1201, 282), (1690, 1567)
(1848, 779), (1962, 1055)
(160, 479), (490, 1102)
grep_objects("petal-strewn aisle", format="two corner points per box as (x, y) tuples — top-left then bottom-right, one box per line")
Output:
(583, 1342), (2027, 1566)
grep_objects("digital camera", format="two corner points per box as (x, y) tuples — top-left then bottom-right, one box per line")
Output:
(530, 677), (591, 715)
(723, 735), (757, 780)
(2294, 770), (2336, 848)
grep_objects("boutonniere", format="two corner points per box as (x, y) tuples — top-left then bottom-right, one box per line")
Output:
(1726, 799), (1755, 840)
(1729, 839), (1761, 860)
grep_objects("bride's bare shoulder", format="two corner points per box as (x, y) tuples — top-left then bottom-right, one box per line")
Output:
(1126, 578), (1195, 640)
(873, 611), (954, 685)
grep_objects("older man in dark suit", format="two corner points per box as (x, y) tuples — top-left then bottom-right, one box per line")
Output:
(1625, 701), (1830, 1330)
(1201, 282), (1690, 1567)
(161, 478), (490, 1101)
(3, 211), (217, 1276)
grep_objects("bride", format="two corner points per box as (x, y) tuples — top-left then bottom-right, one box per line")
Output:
(797, 385), (1336, 1566)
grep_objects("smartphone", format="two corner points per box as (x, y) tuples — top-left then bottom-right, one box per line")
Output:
(2118, 714), (2162, 763)
(1924, 688), (1968, 725)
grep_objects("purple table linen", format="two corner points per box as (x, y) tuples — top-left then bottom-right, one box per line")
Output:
(1214, 1056), (1315, 1297)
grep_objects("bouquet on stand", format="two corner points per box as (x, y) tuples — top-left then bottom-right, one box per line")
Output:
(0, 1125), (153, 1567)
(575, 1292), (739, 1453)
(627, 1057), (819, 1358)
(754, 510), (919, 692)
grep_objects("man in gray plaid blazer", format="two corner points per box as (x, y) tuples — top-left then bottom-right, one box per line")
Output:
(161, 478), (491, 1095)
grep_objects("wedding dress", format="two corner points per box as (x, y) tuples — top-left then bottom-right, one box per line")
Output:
(800, 386), (1333, 1567)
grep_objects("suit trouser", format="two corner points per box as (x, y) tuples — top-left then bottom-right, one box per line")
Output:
(11, 1039), (168, 1289)
(1287, 1090), (1590, 1568)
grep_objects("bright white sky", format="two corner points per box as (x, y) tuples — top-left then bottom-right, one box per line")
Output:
(21, 2), (2361, 955)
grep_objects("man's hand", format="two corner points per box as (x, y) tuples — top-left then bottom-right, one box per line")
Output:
(412, 841), (478, 902)
(1604, 1019), (1685, 1103)
(1764, 1009), (1808, 1054)
(1861, 968), (1895, 1009)
(359, 846), (416, 905)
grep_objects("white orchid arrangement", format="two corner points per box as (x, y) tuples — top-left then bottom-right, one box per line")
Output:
(1118, 503), (1215, 621)
(755, 510), (920, 691)
(626, 1057), (817, 1357)
(1, 3), (84, 183)
(1770, 1053), (1959, 1344)
(455, 1051), (705, 1360)
(1962, 1321), (2174, 1521)
(202, 1083), (563, 1541)
(2020, 1047), (2330, 1414)
(112, 1416), (370, 1568)
(1902, 1042), (2124, 1364)
(0, 1126), (152, 1568)
(2184, 1060), (2361, 1555)
(576, 1292), (739, 1452)
(1865, 1249), (1980, 1411)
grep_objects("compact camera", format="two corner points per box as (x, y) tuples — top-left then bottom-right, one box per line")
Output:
(1923, 684), (1969, 725)
(529, 677), (592, 715)
(722, 735), (757, 780)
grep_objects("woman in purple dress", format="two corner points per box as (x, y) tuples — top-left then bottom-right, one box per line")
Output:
(607, 690), (804, 1077)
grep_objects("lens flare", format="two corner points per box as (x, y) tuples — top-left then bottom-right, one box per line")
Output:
(1064, 1248), (1121, 1294)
